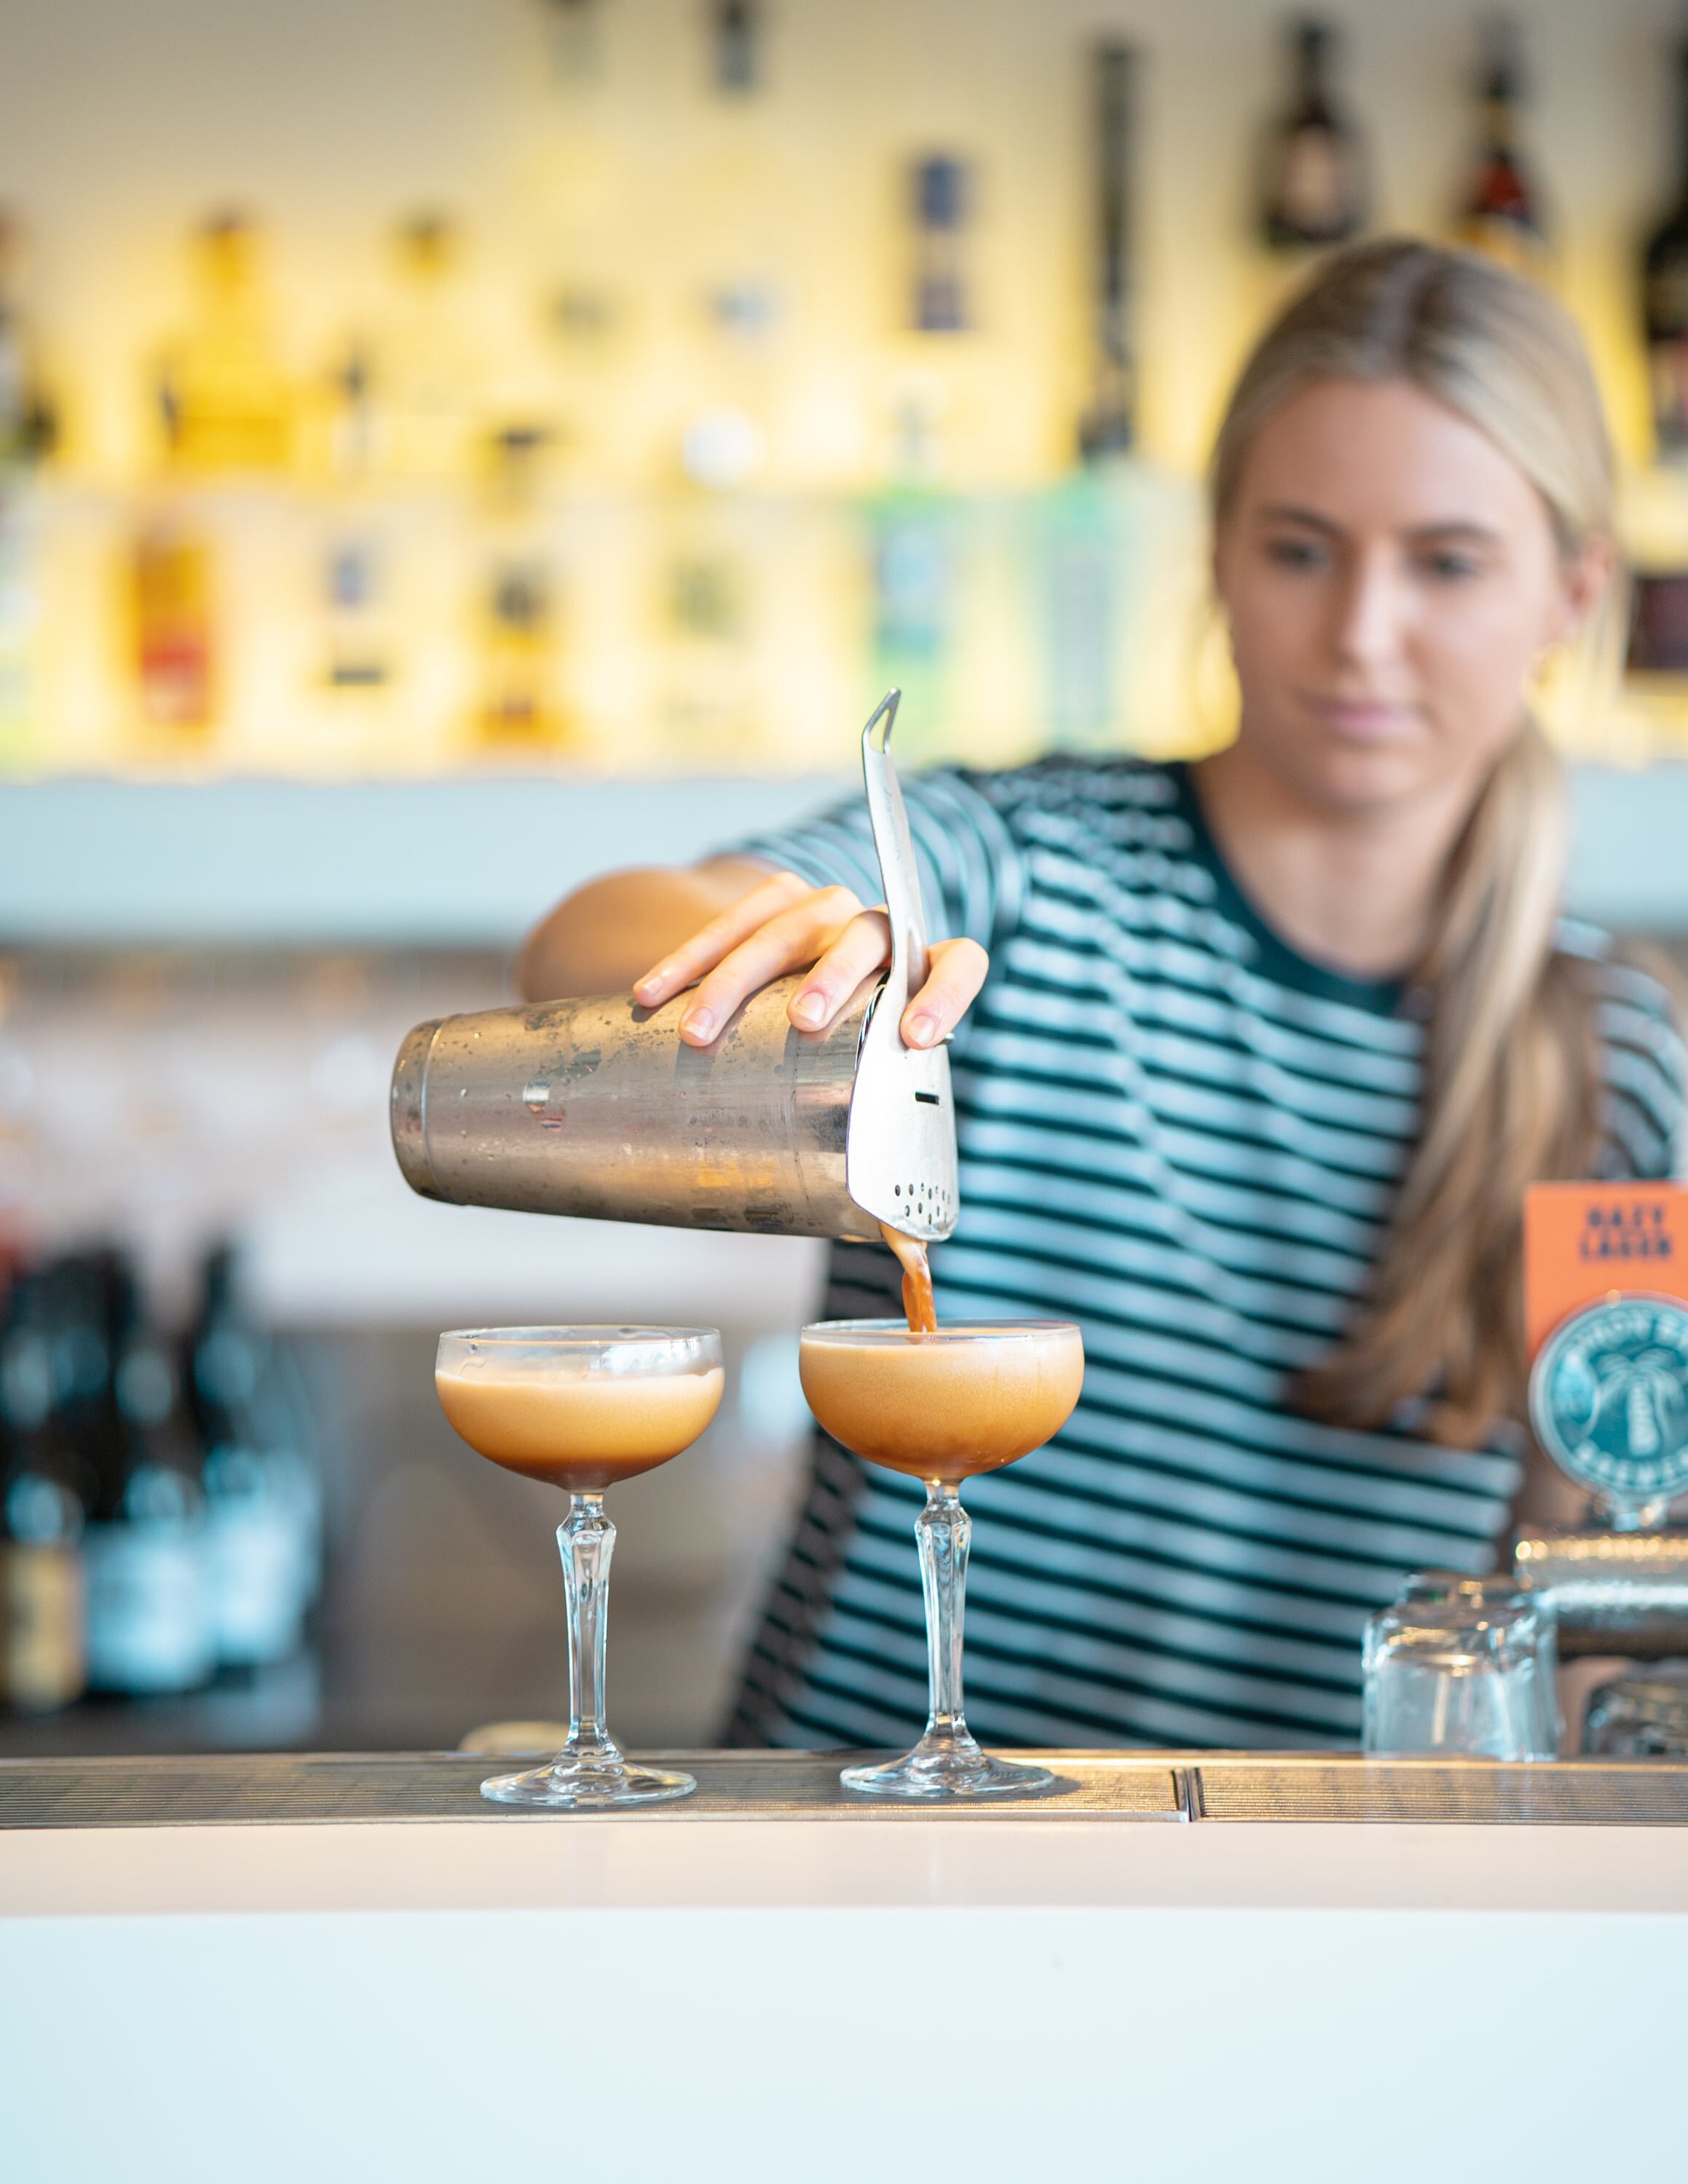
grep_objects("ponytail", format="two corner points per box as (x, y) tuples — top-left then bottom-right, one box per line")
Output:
(1294, 721), (1598, 1441)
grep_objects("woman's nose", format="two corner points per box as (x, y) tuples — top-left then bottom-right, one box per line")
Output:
(1332, 556), (1408, 670)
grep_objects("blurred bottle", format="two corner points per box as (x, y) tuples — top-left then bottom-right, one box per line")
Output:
(869, 492), (953, 756)
(0, 1273), (87, 1713)
(318, 349), (393, 707)
(1456, 17), (1547, 273)
(1041, 475), (1120, 750)
(1078, 44), (1137, 462)
(1260, 20), (1366, 253)
(185, 1246), (320, 1671)
(543, 0), (604, 89)
(133, 520), (216, 737)
(0, 214), (57, 469)
(382, 213), (484, 483)
(660, 525), (757, 762)
(77, 1255), (214, 1698)
(154, 211), (293, 475)
(1644, 29), (1688, 462)
(478, 427), (567, 750)
(0, 213), (55, 768)
(910, 157), (971, 335)
(712, 0), (760, 93)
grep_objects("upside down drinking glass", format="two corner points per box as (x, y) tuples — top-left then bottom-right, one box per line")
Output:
(798, 1318), (1084, 1799)
(435, 1326), (724, 1808)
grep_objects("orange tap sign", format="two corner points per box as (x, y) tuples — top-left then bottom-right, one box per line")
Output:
(1523, 1182), (1688, 1361)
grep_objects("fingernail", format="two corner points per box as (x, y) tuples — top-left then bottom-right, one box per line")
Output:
(682, 1008), (715, 1041)
(791, 990), (826, 1026)
(633, 974), (663, 1001)
(905, 1011), (937, 1047)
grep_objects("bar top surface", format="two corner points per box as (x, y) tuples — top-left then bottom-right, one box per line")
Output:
(3, 1750), (1687, 1919)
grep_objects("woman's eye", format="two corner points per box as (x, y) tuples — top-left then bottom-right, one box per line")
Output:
(1420, 550), (1480, 582)
(1264, 537), (1328, 571)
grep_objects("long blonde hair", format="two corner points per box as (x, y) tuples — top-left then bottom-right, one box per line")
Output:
(1210, 238), (1612, 1444)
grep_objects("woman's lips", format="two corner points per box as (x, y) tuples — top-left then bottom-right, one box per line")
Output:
(1306, 695), (1421, 741)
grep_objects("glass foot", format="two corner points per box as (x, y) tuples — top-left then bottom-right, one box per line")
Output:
(840, 1733), (1056, 1803)
(480, 1755), (696, 1810)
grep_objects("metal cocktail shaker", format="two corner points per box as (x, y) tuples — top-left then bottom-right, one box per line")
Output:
(389, 692), (959, 1244)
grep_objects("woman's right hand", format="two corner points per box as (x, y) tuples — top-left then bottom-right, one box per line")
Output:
(631, 866), (989, 1051)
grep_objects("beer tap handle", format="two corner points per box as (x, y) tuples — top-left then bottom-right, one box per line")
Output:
(861, 689), (930, 1017)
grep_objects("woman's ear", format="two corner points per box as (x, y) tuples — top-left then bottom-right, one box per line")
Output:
(1550, 530), (1614, 648)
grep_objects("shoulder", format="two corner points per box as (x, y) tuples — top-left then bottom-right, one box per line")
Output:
(932, 753), (1195, 867)
(1557, 919), (1685, 1178)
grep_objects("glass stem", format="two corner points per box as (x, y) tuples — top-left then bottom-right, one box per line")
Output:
(916, 1481), (977, 1754)
(559, 1492), (620, 1767)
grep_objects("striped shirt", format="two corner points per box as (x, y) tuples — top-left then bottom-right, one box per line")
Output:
(724, 756), (1685, 1752)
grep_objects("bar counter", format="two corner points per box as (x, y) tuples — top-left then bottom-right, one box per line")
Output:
(4, 1749), (1687, 2181)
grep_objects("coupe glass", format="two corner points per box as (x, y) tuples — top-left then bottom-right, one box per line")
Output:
(1362, 1577), (1558, 1761)
(799, 1317), (1084, 1800)
(435, 1326), (723, 1808)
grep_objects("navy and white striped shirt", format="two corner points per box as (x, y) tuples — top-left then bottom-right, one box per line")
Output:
(725, 756), (1684, 1752)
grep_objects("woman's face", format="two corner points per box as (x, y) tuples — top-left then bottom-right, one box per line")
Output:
(1212, 376), (1605, 817)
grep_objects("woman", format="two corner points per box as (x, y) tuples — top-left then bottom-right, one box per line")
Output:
(522, 240), (1684, 1750)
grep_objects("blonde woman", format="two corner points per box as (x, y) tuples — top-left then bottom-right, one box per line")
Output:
(522, 240), (1684, 1750)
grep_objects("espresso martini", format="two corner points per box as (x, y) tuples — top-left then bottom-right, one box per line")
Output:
(800, 1313), (1084, 1800)
(434, 1326), (723, 1810)
(435, 1360), (725, 1492)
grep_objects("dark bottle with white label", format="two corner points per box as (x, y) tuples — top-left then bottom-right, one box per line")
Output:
(1644, 32), (1688, 459)
(186, 1246), (320, 1670)
(77, 1255), (214, 1698)
(0, 1274), (87, 1713)
(1260, 20), (1366, 253)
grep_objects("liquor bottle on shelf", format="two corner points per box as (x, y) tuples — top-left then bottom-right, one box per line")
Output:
(0, 214), (54, 767)
(1644, 30), (1688, 462)
(0, 1275), (87, 1714)
(0, 214), (58, 469)
(76, 1255), (214, 1698)
(318, 349), (393, 703)
(381, 213), (484, 483)
(185, 1246), (320, 1672)
(132, 518), (216, 737)
(154, 211), (292, 475)
(1259, 20), (1366, 253)
(477, 427), (568, 750)
(660, 526), (757, 762)
(1078, 43), (1137, 461)
(542, 0), (604, 89)
(869, 491), (954, 756)
(910, 156), (972, 334)
(1456, 17), (1547, 273)
(712, 0), (760, 93)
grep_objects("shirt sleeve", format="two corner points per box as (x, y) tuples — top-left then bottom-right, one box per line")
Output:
(722, 766), (1030, 956)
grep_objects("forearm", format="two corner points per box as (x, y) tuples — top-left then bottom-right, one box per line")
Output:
(516, 858), (770, 1000)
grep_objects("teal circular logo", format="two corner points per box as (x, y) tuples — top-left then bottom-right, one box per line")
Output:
(1529, 1294), (1688, 1505)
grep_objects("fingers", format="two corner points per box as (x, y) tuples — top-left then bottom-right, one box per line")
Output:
(900, 936), (988, 1048)
(679, 887), (876, 1045)
(632, 869), (811, 1008)
(786, 909), (894, 1029)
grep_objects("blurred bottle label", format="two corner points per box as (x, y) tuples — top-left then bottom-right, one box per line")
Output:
(83, 1516), (213, 1694)
(0, 1541), (84, 1712)
(204, 1447), (312, 1666)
